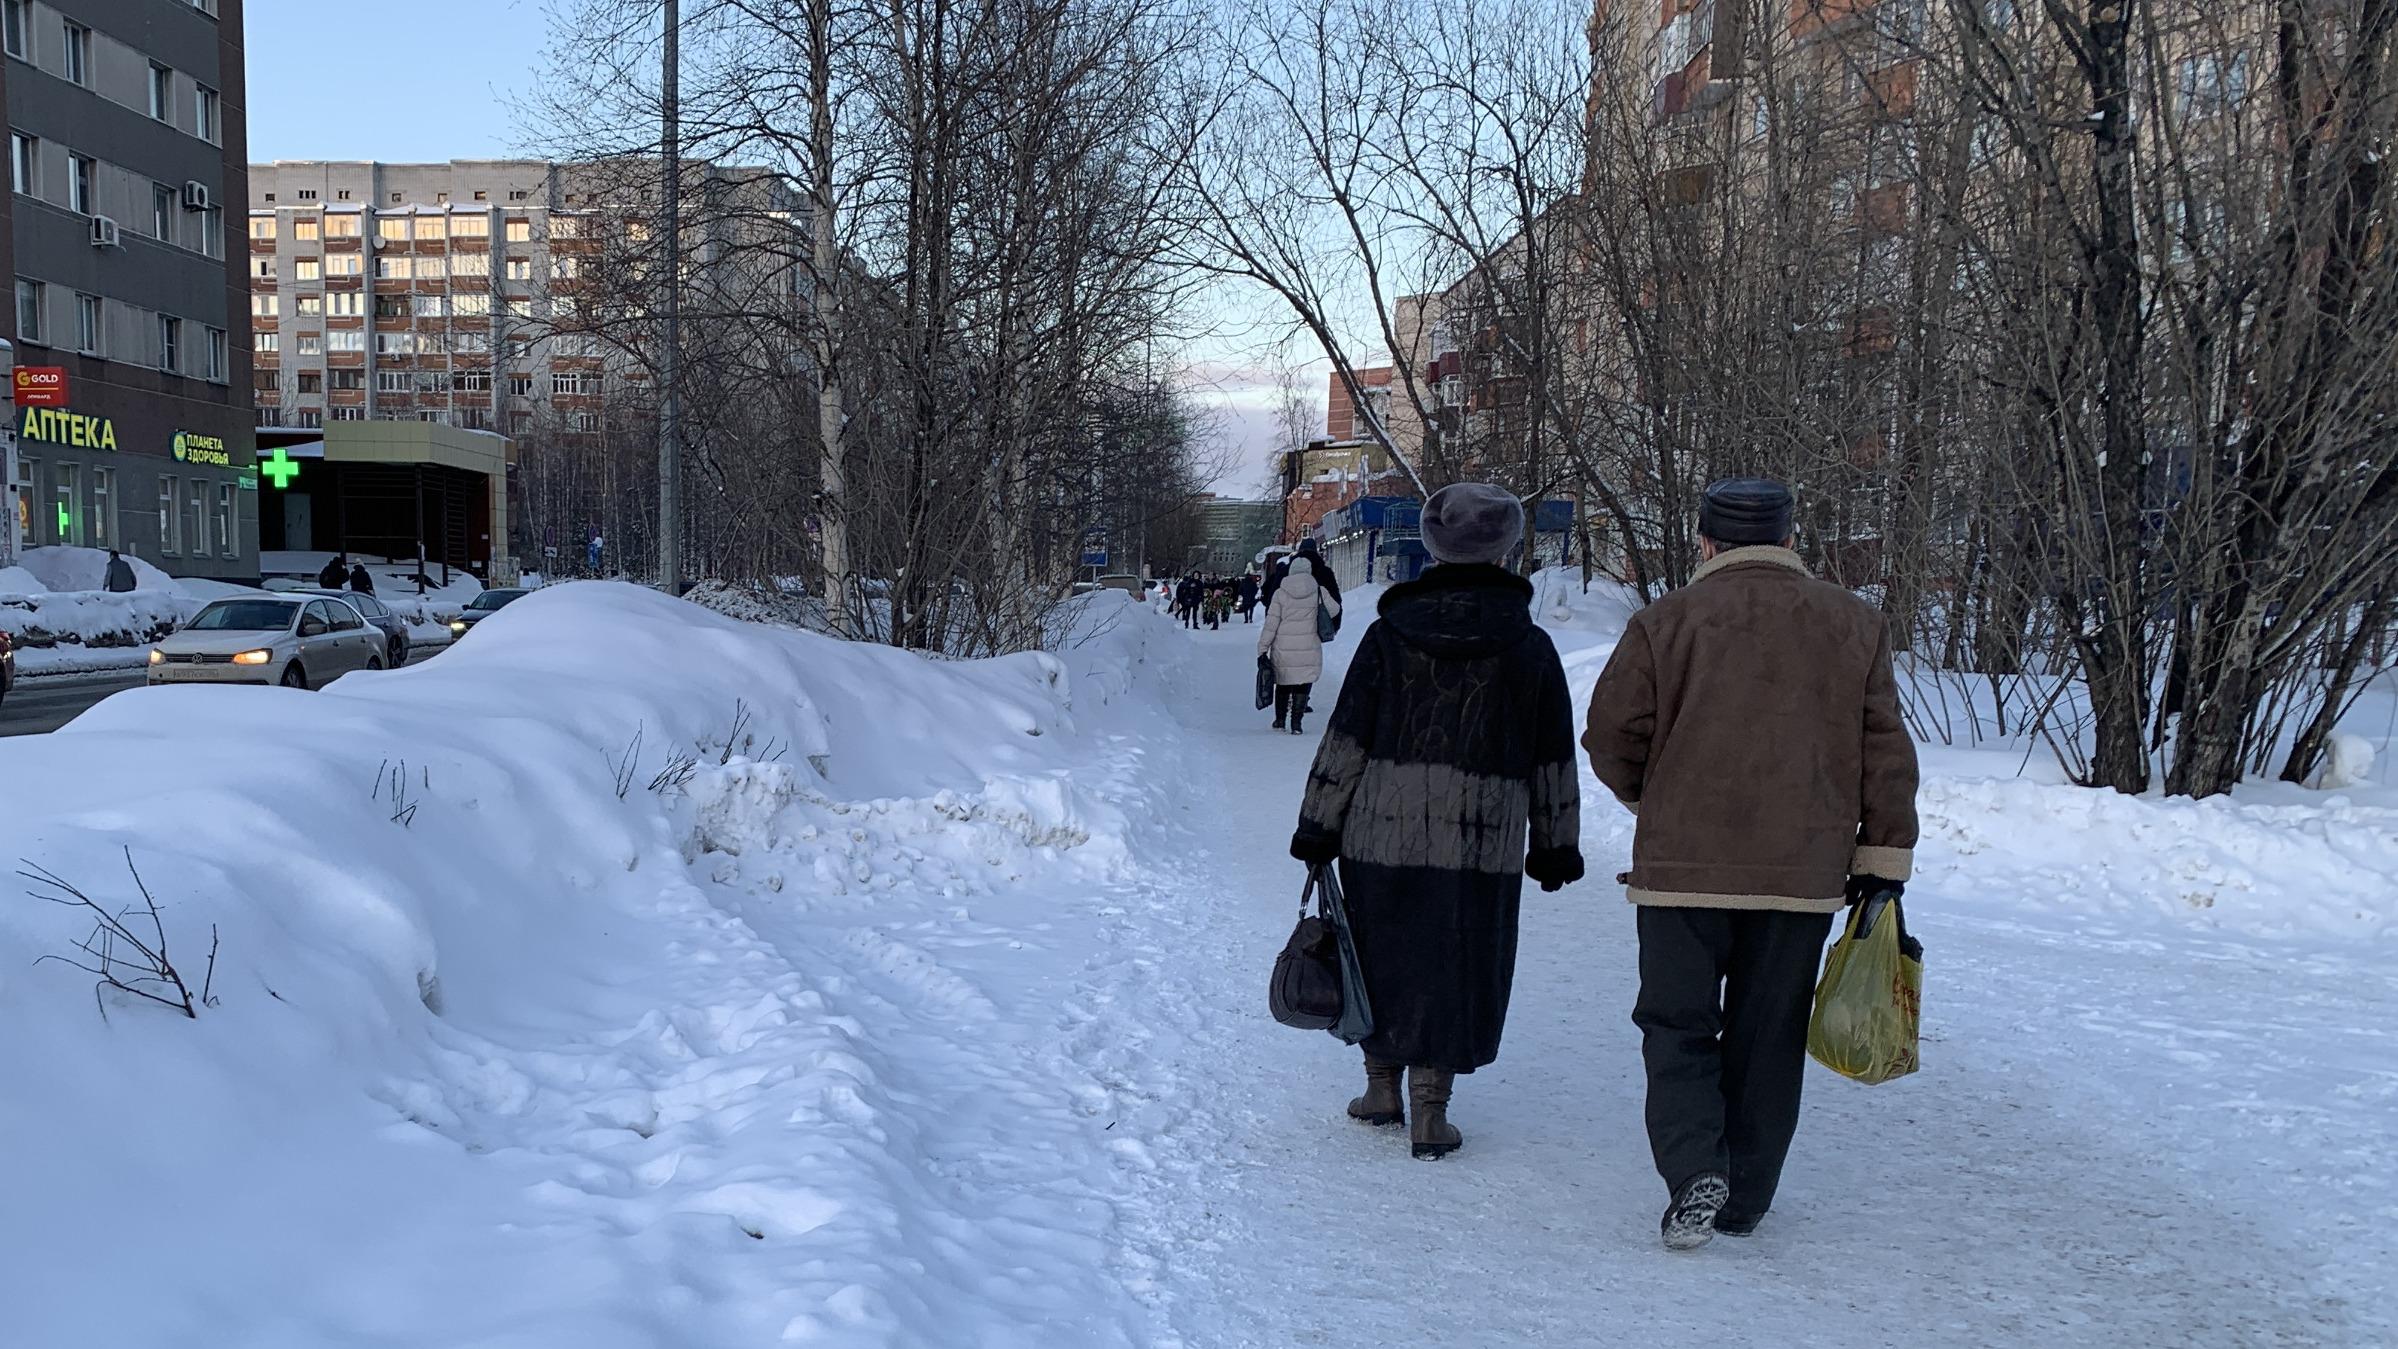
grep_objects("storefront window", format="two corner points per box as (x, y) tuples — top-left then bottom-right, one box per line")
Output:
(90, 467), (113, 548)
(17, 457), (37, 550)
(158, 477), (179, 554)
(53, 462), (80, 546)
(184, 480), (206, 561)
(215, 483), (234, 557)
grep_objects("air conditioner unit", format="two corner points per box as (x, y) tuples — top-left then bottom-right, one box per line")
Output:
(181, 180), (212, 211)
(89, 215), (122, 248)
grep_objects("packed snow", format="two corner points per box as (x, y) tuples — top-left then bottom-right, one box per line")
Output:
(0, 575), (2391, 1346)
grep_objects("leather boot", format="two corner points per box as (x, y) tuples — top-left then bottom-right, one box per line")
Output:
(1408, 1066), (1462, 1159)
(1346, 1055), (1405, 1127)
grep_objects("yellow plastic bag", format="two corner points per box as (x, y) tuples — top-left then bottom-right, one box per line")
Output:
(1807, 892), (1922, 1085)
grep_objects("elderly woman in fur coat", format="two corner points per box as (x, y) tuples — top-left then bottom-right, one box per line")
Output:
(1289, 483), (1585, 1158)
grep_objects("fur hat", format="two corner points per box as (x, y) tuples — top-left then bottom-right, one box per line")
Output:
(1421, 483), (1525, 566)
(1699, 478), (1795, 546)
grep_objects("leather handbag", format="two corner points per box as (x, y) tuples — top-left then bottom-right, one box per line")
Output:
(1269, 865), (1375, 1043)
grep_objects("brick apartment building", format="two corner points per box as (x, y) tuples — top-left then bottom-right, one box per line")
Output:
(4, 0), (255, 579)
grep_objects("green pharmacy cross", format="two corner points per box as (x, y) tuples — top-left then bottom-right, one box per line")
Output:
(260, 448), (302, 489)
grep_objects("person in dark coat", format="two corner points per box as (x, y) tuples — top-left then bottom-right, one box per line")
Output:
(1175, 577), (1202, 629)
(1238, 572), (1261, 622)
(103, 549), (137, 593)
(348, 562), (376, 596)
(319, 554), (349, 589)
(1262, 537), (1344, 623)
(1290, 483), (1585, 1159)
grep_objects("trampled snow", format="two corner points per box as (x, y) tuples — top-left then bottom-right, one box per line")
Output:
(0, 578), (2391, 1346)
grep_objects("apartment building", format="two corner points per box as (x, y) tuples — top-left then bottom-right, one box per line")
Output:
(3, 0), (253, 578)
(244, 159), (804, 437)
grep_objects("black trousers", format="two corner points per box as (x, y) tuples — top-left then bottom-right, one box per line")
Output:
(1273, 682), (1313, 724)
(1632, 905), (1834, 1216)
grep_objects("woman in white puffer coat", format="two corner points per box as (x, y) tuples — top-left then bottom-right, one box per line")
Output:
(1259, 556), (1339, 734)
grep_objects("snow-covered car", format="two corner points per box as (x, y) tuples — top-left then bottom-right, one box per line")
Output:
(289, 588), (409, 667)
(446, 587), (531, 639)
(147, 596), (387, 690)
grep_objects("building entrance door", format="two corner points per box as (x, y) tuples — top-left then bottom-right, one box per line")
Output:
(282, 492), (314, 552)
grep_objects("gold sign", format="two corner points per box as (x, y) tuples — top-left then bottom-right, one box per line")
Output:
(17, 406), (118, 450)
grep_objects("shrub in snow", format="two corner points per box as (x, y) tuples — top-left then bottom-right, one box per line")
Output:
(19, 852), (217, 1021)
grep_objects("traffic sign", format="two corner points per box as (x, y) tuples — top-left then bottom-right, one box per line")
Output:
(13, 367), (67, 407)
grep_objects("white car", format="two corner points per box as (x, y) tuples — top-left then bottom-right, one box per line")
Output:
(148, 596), (388, 690)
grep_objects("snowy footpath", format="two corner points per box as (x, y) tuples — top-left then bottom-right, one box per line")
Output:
(1, 584), (2393, 1347)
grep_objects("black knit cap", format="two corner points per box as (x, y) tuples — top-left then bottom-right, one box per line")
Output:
(1699, 477), (1795, 546)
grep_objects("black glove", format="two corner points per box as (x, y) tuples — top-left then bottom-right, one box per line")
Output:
(1846, 875), (1904, 907)
(1525, 846), (1586, 894)
(1290, 830), (1341, 865)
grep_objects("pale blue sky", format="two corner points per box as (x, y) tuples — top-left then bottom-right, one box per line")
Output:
(246, 0), (550, 162)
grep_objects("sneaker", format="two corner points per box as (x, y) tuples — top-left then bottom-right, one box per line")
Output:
(1661, 1172), (1731, 1251)
(1713, 1210), (1764, 1237)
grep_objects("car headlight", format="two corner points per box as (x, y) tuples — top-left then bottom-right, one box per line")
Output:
(233, 649), (273, 666)
(148, 649), (166, 665)
(449, 620), (468, 633)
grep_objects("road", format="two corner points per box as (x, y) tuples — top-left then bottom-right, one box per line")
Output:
(2, 646), (445, 738)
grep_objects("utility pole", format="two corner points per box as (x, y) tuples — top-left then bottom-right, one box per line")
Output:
(657, 0), (683, 594)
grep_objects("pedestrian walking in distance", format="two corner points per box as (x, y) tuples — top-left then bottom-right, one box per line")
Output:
(349, 562), (377, 597)
(1239, 572), (1261, 623)
(318, 554), (349, 589)
(1583, 477), (1919, 1250)
(1290, 483), (1584, 1159)
(1258, 558), (1336, 732)
(103, 549), (137, 594)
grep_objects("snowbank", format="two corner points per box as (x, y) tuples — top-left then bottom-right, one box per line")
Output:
(0, 582), (1173, 1345)
(0, 547), (211, 675)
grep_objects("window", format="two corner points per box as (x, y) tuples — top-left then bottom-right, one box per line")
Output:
(417, 332), (447, 356)
(154, 183), (176, 242)
(296, 370), (322, 393)
(254, 332), (278, 353)
(62, 21), (89, 86)
(293, 296), (321, 319)
(452, 253), (490, 277)
(325, 329), (364, 352)
(373, 294), (406, 320)
(324, 213), (359, 237)
(296, 188), (317, 201)
(53, 461), (79, 545)
(325, 291), (361, 316)
(204, 327), (227, 382)
(14, 457), (33, 549)
(553, 370), (598, 396)
(250, 257), (277, 279)
(377, 216), (410, 240)
(508, 190), (528, 202)
(91, 468), (114, 549)
(626, 220), (651, 242)
(331, 406), (365, 421)
(376, 370), (411, 393)
(150, 64), (174, 120)
(503, 295), (532, 317)
(417, 256), (446, 280)
(436, 191), (449, 204)
(376, 255), (412, 279)
(508, 374), (535, 398)
(505, 257), (531, 280)
(203, 207), (223, 258)
(248, 215), (276, 240)
(453, 371), (492, 392)
(294, 216), (319, 241)
(323, 253), (361, 276)
(285, 409), (321, 429)
(375, 332), (414, 356)
(452, 214), (489, 237)
(553, 333), (600, 357)
(452, 331), (490, 354)
(215, 484), (235, 556)
(416, 215), (446, 240)
(2, 0), (22, 60)
(389, 192), (403, 204)
(10, 131), (34, 195)
(184, 481), (205, 560)
(418, 410), (448, 424)
(413, 295), (446, 317)
(74, 292), (98, 352)
(15, 277), (41, 343)
(195, 85), (220, 143)
(294, 257), (321, 281)
(551, 256), (581, 280)
(551, 216), (581, 238)
(328, 368), (362, 390)
(158, 478), (179, 554)
(568, 411), (598, 432)
(505, 219), (531, 242)
(68, 154), (92, 214)
(452, 292), (492, 316)
(296, 332), (322, 356)
(158, 315), (181, 372)
(335, 188), (350, 201)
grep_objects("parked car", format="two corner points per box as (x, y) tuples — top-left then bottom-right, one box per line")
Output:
(291, 588), (409, 667)
(447, 587), (531, 638)
(147, 596), (387, 690)
(0, 629), (13, 706)
(1096, 574), (1146, 595)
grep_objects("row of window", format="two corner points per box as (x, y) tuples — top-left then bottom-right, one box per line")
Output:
(10, 129), (227, 258)
(267, 369), (596, 397)
(248, 215), (564, 243)
(3, 1), (221, 144)
(269, 187), (535, 205)
(248, 253), (562, 281)
(251, 327), (601, 362)
(15, 278), (227, 381)
(259, 407), (598, 434)
(12, 461), (238, 560)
